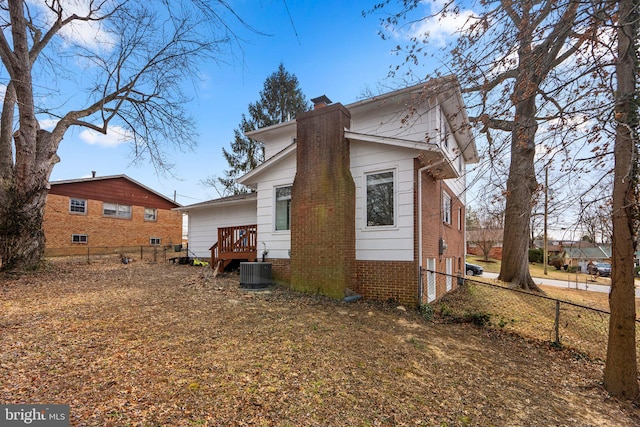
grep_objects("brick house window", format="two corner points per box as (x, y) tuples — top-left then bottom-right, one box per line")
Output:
(443, 192), (452, 225)
(150, 237), (161, 245)
(275, 186), (292, 231)
(72, 234), (88, 243)
(366, 170), (394, 227)
(103, 202), (132, 219)
(69, 198), (87, 214)
(144, 208), (157, 221)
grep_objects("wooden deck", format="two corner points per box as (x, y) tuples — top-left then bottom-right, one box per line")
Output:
(210, 224), (257, 270)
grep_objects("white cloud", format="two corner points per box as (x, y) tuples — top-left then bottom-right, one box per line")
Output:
(31, 0), (116, 51)
(79, 126), (132, 147)
(39, 119), (59, 130)
(408, 3), (478, 47)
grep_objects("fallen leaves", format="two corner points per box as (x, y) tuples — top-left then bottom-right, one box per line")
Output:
(0, 259), (638, 426)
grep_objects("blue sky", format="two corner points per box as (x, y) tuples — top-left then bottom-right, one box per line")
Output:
(48, 1), (433, 206)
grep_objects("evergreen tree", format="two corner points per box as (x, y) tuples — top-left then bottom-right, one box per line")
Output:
(212, 64), (310, 195)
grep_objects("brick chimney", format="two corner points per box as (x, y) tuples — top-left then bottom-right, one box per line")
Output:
(290, 102), (355, 299)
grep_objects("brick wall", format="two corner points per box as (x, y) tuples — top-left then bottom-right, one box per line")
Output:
(353, 260), (419, 305)
(418, 168), (466, 302)
(290, 103), (355, 299)
(43, 194), (183, 249)
(268, 258), (291, 283)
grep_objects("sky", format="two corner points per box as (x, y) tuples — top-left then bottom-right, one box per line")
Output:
(47, 0), (441, 207)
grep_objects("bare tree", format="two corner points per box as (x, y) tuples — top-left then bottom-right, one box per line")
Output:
(371, 0), (611, 290)
(467, 200), (504, 261)
(0, 0), (245, 270)
(603, 0), (639, 399)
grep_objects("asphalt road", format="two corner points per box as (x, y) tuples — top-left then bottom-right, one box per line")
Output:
(481, 271), (640, 298)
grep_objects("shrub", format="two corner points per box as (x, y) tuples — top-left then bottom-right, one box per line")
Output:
(528, 248), (543, 263)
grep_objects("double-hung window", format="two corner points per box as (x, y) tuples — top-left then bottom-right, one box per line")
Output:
(443, 192), (452, 225)
(103, 202), (132, 219)
(69, 198), (87, 214)
(366, 171), (394, 227)
(275, 186), (292, 231)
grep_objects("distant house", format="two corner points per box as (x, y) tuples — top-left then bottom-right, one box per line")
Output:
(44, 174), (183, 253)
(466, 228), (503, 260)
(178, 76), (479, 305)
(552, 241), (611, 272)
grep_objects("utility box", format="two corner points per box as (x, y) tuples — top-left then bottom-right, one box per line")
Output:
(240, 262), (272, 289)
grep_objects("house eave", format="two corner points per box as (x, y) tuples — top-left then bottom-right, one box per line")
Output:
(174, 192), (257, 212)
(345, 130), (459, 179)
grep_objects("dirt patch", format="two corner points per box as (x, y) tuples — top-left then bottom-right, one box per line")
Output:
(1, 260), (638, 426)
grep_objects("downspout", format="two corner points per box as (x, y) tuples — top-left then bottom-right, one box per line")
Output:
(417, 165), (429, 305)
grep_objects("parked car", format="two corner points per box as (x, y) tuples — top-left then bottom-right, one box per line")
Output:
(465, 263), (483, 276)
(591, 262), (611, 277)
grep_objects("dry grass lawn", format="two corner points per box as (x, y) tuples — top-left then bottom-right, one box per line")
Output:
(1, 259), (639, 426)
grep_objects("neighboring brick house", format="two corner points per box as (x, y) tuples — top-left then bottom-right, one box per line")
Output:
(44, 174), (182, 252)
(178, 76), (478, 305)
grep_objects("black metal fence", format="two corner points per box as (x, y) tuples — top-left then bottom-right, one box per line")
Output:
(45, 244), (186, 264)
(422, 269), (640, 365)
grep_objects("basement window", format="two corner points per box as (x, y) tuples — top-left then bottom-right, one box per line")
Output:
(69, 198), (87, 214)
(366, 170), (394, 227)
(71, 234), (88, 244)
(150, 237), (161, 245)
(275, 186), (292, 231)
(103, 202), (132, 219)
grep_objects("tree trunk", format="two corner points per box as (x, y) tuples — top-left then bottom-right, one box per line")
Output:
(0, 128), (59, 271)
(603, 0), (639, 399)
(498, 59), (541, 290)
(0, 183), (47, 270)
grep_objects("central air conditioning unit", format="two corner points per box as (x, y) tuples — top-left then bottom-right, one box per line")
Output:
(239, 262), (272, 289)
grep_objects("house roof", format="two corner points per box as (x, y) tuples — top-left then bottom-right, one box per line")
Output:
(175, 192), (257, 212)
(49, 174), (181, 208)
(563, 245), (610, 260)
(240, 76), (477, 188)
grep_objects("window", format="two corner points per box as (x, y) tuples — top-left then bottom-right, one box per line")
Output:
(103, 202), (132, 219)
(443, 192), (452, 225)
(458, 207), (463, 231)
(275, 186), (292, 231)
(366, 171), (394, 227)
(69, 198), (87, 214)
(144, 208), (157, 221)
(150, 237), (161, 245)
(446, 258), (453, 291)
(427, 258), (436, 302)
(72, 234), (88, 243)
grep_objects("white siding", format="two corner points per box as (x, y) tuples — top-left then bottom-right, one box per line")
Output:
(351, 141), (415, 261)
(255, 155), (297, 259)
(186, 202), (257, 258)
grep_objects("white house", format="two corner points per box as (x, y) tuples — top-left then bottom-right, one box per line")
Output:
(177, 76), (478, 305)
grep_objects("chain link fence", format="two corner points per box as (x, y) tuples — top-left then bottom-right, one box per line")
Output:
(422, 269), (640, 365)
(45, 244), (186, 264)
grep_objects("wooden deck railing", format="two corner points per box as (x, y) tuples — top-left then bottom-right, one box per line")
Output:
(210, 224), (257, 269)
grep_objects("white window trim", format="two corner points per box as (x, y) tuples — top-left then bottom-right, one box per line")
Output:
(69, 198), (87, 214)
(150, 237), (161, 245)
(144, 208), (158, 221)
(363, 168), (397, 230)
(71, 234), (88, 244)
(103, 202), (132, 219)
(443, 192), (452, 225)
(427, 258), (436, 302)
(273, 185), (292, 233)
